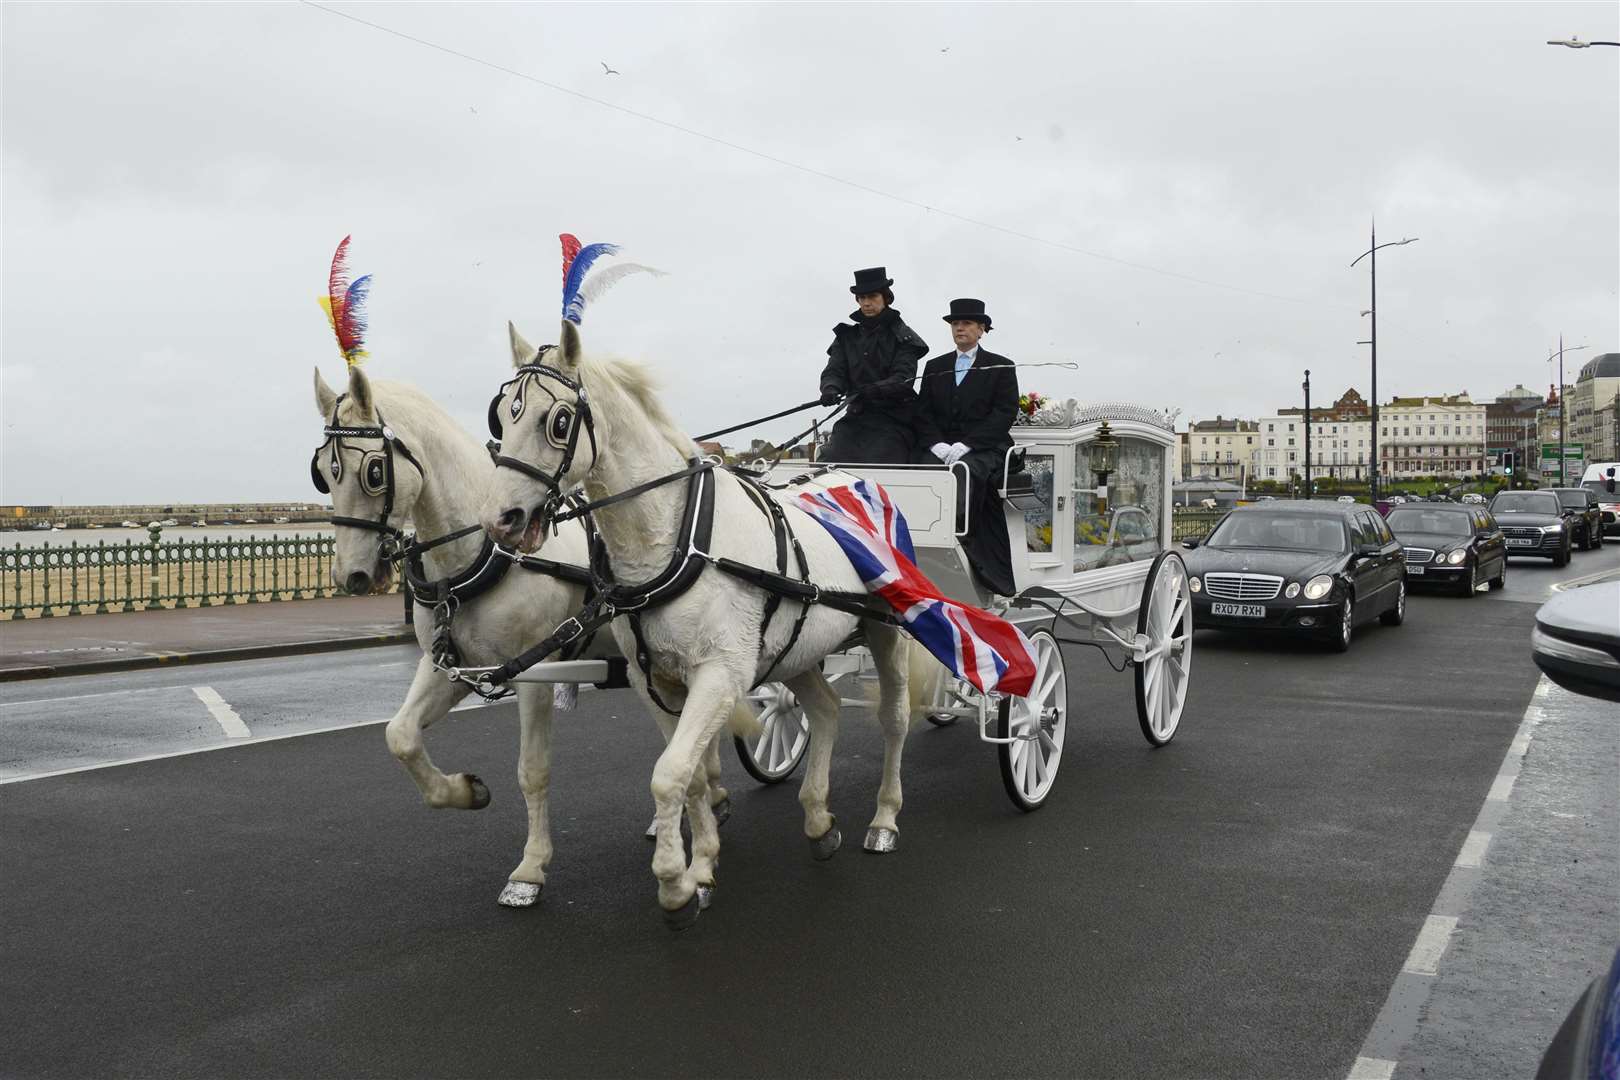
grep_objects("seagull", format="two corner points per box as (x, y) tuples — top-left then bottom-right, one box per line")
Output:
(468, 106), (478, 114)
(1015, 135), (1023, 141)
(601, 61), (620, 75)
(939, 46), (950, 53)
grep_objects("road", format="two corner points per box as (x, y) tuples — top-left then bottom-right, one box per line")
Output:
(2, 546), (1616, 1079)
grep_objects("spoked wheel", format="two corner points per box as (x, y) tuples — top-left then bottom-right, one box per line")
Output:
(734, 682), (809, 784)
(996, 629), (1067, 812)
(1134, 550), (1193, 746)
(925, 674), (972, 727)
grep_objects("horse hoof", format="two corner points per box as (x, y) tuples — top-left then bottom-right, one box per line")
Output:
(498, 880), (542, 908)
(863, 827), (898, 853)
(644, 818), (658, 841)
(809, 820), (842, 861)
(696, 882), (715, 911)
(465, 774), (491, 810)
(662, 892), (701, 931)
(711, 797), (731, 828)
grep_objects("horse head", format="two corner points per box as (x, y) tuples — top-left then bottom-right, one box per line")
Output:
(481, 319), (596, 553)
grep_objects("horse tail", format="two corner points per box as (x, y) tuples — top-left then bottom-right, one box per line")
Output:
(906, 639), (945, 730)
(727, 698), (763, 741)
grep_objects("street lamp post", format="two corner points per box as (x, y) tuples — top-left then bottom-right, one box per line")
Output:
(1303, 369), (1312, 498)
(1550, 338), (1592, 485)
(1352, 226), (1418, 504)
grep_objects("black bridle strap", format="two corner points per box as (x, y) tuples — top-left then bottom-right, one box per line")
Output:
(552, 458), (717, 523)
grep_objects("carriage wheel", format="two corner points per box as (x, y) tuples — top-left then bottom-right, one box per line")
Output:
(734, 682), (810, 784)
(925, 674), (970, 727)
(1133, 550), (1192, 746)
(995, 629), (1068, 812)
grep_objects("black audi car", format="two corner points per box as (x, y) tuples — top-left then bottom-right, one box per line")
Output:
(1488, 490), (1572, 566)
(1549, 488), (1605, 551)
(1385, 503), (1508, 596)
(1181, 500), (1405, 652)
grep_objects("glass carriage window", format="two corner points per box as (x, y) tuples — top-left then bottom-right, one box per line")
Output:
(1073, 435), (1165, 572)
(1015, 449), (1056, 554)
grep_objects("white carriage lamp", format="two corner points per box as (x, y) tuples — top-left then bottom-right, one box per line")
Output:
(1089, 420), (1119, 513)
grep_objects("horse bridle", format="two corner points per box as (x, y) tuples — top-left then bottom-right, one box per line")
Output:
(488, 353), (598, 533)
(311, 393), (426, 561)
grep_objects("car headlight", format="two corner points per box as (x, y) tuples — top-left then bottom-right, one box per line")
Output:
(1540, 524), (1563, 533)
(1189, 576), (1201, 593)
(1285, 582), (1301, 598)
(1303, 575), (1334, 600)
(1446, 548), (1467, 565)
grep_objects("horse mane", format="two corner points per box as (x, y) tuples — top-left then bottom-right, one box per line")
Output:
(585, 355), (699, 460)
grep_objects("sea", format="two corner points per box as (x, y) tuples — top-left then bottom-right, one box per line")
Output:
(0, 523), (344, 547)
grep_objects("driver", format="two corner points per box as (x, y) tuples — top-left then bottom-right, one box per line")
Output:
(914, 298), (1019, 597)
(816, 267), (929, 465)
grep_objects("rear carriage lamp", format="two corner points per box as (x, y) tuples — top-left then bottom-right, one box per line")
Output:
(1285, 582), (1302, 598)
(1303, 575), (1334, 600)
(1089, 420), (1119, 511)
(1445, 549), (1467, 565)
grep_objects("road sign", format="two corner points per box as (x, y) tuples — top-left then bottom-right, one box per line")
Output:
(1540, 443), (1583, 478)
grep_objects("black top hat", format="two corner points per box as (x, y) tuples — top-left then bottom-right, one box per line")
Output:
(850, 267), (894, 295)
(942, 297), (992, 328)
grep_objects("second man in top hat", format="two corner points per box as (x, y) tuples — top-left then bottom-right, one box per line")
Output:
(817, 266), (930, 465)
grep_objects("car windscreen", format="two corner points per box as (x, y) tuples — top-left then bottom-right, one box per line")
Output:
(1581, 481), (1615, 499)
(1554, 490), (1589, 508)
(1386, 509), (1471, 536)
(1205, 513), (1348, 553)
(1490, 492), (1560, 514)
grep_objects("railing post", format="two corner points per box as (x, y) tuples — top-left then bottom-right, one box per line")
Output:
(224, 538), (236, 604)
(270, 534), (282, 601)
(95, 540), (109, 614)
(8, 543), (24, 620)
(121, 539), (136, 612)
(67, 541), (83, 615)
(173, 540), (189, 609)
(39, 543), (53, 617)
(199, 540), (212, 607)
(247, 536), (258, 603)
(145, 525), (163, 611)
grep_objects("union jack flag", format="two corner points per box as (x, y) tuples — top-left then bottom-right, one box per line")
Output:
(795, 479), (1037, 697)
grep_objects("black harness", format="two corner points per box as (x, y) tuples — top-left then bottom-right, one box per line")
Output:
(469, 363), (893, 704)
(310, 395), (426, 561)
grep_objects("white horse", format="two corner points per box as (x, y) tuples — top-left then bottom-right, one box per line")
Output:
(313, 362), (736, 907)
(481, 320), (922, 926)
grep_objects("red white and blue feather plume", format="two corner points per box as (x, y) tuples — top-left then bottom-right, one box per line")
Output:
(558, 232), (663, 324)
(318, 236), (372, 365)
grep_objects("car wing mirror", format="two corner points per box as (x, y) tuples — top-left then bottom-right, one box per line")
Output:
(1181, 538), (1199, 550)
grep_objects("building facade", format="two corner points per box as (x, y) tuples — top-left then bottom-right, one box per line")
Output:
(1486, 384), (1542, 474)
(1569, 354), (1620, 465)
(1181, 417), (1259, 482)
(1378, 392), (1487, 480)
(1255, 388), (1371, 483)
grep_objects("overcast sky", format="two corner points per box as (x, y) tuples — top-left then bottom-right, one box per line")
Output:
(3, 1), (1616, 504)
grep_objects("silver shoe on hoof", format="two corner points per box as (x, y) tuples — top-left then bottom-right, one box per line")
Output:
(809, 819), (842, 861)
(696, 883), (715, 911)
(465, 774), (491, 810)
(498, 880), (542, 907)
(663, 892), (701, 931)
(711, 797), (731, 827)
(863, 827), (898, 853)
(644, 818), (658, 840)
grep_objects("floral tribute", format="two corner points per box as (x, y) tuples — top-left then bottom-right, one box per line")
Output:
(1018, 391), (1046, 418)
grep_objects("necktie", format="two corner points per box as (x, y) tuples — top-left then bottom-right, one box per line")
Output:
(956, 354), (972, 385)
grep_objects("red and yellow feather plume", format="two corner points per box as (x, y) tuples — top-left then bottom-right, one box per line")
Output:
(318, 236), (371, 366)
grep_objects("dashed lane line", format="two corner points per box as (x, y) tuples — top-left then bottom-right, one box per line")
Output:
(192, 686), (251, 739)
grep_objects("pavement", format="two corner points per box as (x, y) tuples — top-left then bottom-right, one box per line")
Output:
(0, 593), (414, 681)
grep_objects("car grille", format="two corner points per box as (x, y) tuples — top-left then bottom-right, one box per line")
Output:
(1501, 526), (1545, 541)
(1203, 573), (1283, 601)
(1403, 547), (1435, 565)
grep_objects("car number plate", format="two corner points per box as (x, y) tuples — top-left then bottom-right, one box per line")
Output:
(1211, 602), (1265, 618)
(1507, 537), (1536, 547)
(1407, 565), (1425, 575)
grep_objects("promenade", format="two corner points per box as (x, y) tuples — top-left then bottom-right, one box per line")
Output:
(0, 595), (412, 681)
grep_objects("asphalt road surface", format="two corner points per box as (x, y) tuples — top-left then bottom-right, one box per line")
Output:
(3, 545), (1616, 1079)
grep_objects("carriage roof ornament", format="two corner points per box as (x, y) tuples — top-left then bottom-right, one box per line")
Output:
(1016, 398), (1178, 432)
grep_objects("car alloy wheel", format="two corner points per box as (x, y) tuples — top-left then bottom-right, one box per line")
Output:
(1332, 595), (1354, 652)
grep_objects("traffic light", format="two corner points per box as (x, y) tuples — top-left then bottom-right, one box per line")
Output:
(1502, 450), (1515, 474)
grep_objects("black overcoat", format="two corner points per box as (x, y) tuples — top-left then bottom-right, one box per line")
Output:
(913, 347), (1020, 596)
(817, 307), (928, 464)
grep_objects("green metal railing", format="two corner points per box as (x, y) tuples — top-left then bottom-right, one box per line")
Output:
(2, 530), (396, 619)
(1170, 510), (1225, 541)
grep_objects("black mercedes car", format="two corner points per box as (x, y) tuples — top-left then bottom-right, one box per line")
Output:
(1182, 500), (1405, 652)
(1549, 488), (1604, 551)
(1488, 490), (1572, 566)
(1385, 503), (1508, 597)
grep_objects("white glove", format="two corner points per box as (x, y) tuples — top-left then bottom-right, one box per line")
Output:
(930, 442), (952, 462)
(944, 442), (971, 466)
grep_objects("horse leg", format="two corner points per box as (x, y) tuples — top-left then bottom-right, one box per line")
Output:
(861, 622), (911, 853)
(648, 663), (736, 926)
(785, 667), (842, 859)
(498, 682), (554, 908)
(384, 656), (485, 810)
(704, 738), (731, 825)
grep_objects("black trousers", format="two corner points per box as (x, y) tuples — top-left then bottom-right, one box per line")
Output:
(955, 449), (1016, 597)
(819, 410), (913, 466)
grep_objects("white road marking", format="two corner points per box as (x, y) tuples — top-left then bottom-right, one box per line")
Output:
(192, 686), (251, 739)
(0, 685), (184, 710)
(1486, 773), (1517, 802)
(1402, 914), (1458, 975)
(1348, 1058), (1396, 1080)
(1551, 564), (1620, 592)
(1455, 830), (1492, 868)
